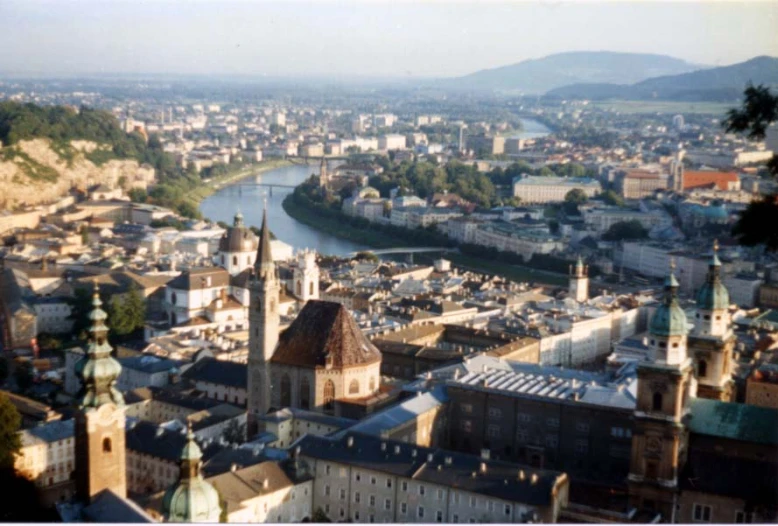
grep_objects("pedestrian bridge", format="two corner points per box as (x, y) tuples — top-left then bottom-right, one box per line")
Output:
(346, 247), (456, 257)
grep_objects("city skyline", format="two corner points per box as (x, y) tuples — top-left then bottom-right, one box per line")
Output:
(1, 0), (777, 78)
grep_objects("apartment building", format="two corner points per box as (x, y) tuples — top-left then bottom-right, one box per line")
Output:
(512, 176), (601, 204)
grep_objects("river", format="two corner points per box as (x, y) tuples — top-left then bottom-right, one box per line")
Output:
(199, 118), (550, 256)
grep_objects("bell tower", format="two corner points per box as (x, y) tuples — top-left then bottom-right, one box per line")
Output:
(689, 241), (735, 401)
(74, 282), (127, 502)
(293, 249), (320, 303)
(247, 208), (279, 436)
(628, 262), (694, 522)
(569, 255), (589, 303)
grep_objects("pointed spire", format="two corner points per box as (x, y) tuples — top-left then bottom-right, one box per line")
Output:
(710, 239), (722, 268)
(254, 207), (275, 279)
(664, 258), (680, 300)
(234, 209), (244, 227)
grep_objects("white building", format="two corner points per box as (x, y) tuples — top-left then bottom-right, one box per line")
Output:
(512, 176), (601, 204)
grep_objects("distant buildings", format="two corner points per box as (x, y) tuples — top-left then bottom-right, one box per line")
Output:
(512, 176), (601, 204)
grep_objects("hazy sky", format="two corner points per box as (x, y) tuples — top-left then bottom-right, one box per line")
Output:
(1, 0), (776, 78)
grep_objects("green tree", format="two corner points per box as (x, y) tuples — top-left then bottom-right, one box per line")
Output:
(176, 201), (202, 219)
(564, 188), (589, 215)
(603, 220), (649, 241)
(310, 507), (331, 523)
(108, 285), (146, 339)
(601, 190), (625, 207)
(223, 419), (246, 445)
(67, 287), (95, 339)
(128, 188), (147, 203)
(725, 84), (778, 251)
(0, 391), (22, 469)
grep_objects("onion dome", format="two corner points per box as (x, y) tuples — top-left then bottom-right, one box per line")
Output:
(75, 282), (124, 408)
(649, 262), (688, 337)
(696, 240), (729, 311)
(162, 423), (221, 523)
(218, 211), (257, 253)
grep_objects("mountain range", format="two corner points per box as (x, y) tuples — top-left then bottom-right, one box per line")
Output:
(443, 52), (778, 101)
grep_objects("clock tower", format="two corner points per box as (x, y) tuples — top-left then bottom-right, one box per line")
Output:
(73, 283), (127, 502)
(628, 262), (694, 521)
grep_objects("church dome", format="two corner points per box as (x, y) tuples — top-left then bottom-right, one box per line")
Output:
(162, 426), (221, 523)
(218, 212), (257, 253)
(696, 247), (729, 310)
(650, 271), (688, 337)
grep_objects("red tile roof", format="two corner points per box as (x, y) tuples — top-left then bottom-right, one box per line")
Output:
(683, 171), (739, 191)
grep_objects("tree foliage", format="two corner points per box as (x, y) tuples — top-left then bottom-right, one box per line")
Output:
(107, 285), (147, 340)
(0, 392), (22, 470)
(724, 84), (778, 250)
(603, 220), (649, 241)
(600, 190), (625, 207)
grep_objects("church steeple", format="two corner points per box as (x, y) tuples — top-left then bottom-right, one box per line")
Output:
(74, 282), (128, 502)
(569, 255), (589, 303)
(248, 206), (280, 435)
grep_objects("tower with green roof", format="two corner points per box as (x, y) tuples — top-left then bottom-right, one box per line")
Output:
(689, 240), (735, 401)
(162, 422), (221, 523)
(628, 261), (695, 521)
(74, 282), (127, 502)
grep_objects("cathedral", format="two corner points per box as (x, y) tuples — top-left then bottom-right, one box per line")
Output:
(247, 210), (382, 435)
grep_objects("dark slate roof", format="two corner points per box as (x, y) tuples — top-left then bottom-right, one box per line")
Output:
(688, 398), (778, 445)
(218, 223), (257, 253)
(271, 300), (381, 369)
(180, 357), (247, 390)
(125, 419), (222, 463)
(167, 267), (230, 291)
(125, 386), (226, 411)
(295, 433), (564, 506)
(82, 489), (155, 523)
(26, 419), (74, 443)
(119, 355), (184, 374)
(202, 447), (275, 478)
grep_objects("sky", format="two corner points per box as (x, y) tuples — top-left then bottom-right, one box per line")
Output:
(1, 0), (776, 79)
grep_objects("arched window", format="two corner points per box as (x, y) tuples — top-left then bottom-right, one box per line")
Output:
(369, 377), (376, 392)
(309, 282), (314, 296)
(698, 360), (708, 377)
(270, 299), (276, 313)
(296, 281), (302, 296)
(652, 392), (663, 412)
(171, 292), (177, 305)
(349, 379), (359, 395)
(280, 374), (292, 408)
(102, 437), (112, 453)
(170, 312), (178, 326)
(256, 299), (262, 312)
(323, 380), (335, 413)
(221, 255), (225, 265)
(247, 255), (251, 265)
(300, 377), (311, 410)
(233, 255), (238, 266)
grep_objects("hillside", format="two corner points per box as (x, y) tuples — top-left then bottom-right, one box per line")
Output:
(444, 51), (701, 93)
(546, 55), (778, 101)
(0, 139), (153, 208)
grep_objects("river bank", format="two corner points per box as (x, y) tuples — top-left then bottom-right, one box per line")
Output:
(282, 193), (568, 287)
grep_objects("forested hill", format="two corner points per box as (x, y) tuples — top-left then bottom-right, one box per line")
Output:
(0, 102), (202, 217)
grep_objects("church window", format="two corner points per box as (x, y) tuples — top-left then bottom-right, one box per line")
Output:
(369, 376), (375, 392)
(233, 256), (238, 266)
(698, 360), (708, 377)
(296, 281), (302, 296)
(349, 380), (359, 394)
(704, 314), (711, 320)
(102, 438), (112, 453)
(310, 282), (314, 296)
(247, 255), (251, 265)
(652, 392), (663, 411)
(280, 374), (292, 407)
(300, 377), (311, 410)
(324, 380), (335, 413)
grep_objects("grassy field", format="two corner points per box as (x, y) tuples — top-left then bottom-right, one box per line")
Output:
(591, 100), (733, 115)
(283, 195), (569, 287)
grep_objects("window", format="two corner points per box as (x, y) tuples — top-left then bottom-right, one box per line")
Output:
(461, 420), (472, 432)
(611, 427), (625, 438)
(349, 379), (360, 395)
(102, 438), (112, 453)
(545, 434), (558, 448)
(488, 407), (502, 418)
(517, 412), (531, 423)
(280, 374), (292, 407)
(300, 377), (311, 410)
(437, 511), (444, 522)
(419, 485), (425, 496)
(340, 489), (346, 500)
(453, 514), (459, 523)
(418, 507), (424, 519)
(369, 514), (374, 523)
(470, 496), (476, 508)
(693, 504), (712, 523)
(487, 425), (501, 438)
(385, 499), (391, 511)
(698, 360), (708, 377)
(355, 492), (361, 503)
(575, 439), (589, 454)
(356, 473), (362, 482)
(354, 512), (360, 521)
(546, 417), (560, 428)
(576, 421), (590, 433)
(386, 478), (392, 489)
(369, 376), (376, 392)
(340, 467), (347, 478)
(652, 392), (663, 412)
(735, 511), (753, 523)
(460, 403), (473, 413)
(370, 476), (376, 485)
(324, 485), (330, 496)
(339, 509), (345, 518)
(324, 380), (335, 413)
(437, 489), (444, 500)
(645, 460), (658, 479)
(325, 465), (331, 475)
(516, 429), (529, 442)
(401, 481), (408, 491)
(369, 495), (375, 507)
(400, 503), (407, 514)
(505, 504), (511, 516)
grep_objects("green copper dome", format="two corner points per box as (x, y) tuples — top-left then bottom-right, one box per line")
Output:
(75, 283), (124, 408)
(696, 244), (729, 311)
(162, 425), (221, 523)
(650, 269), (688, 337)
